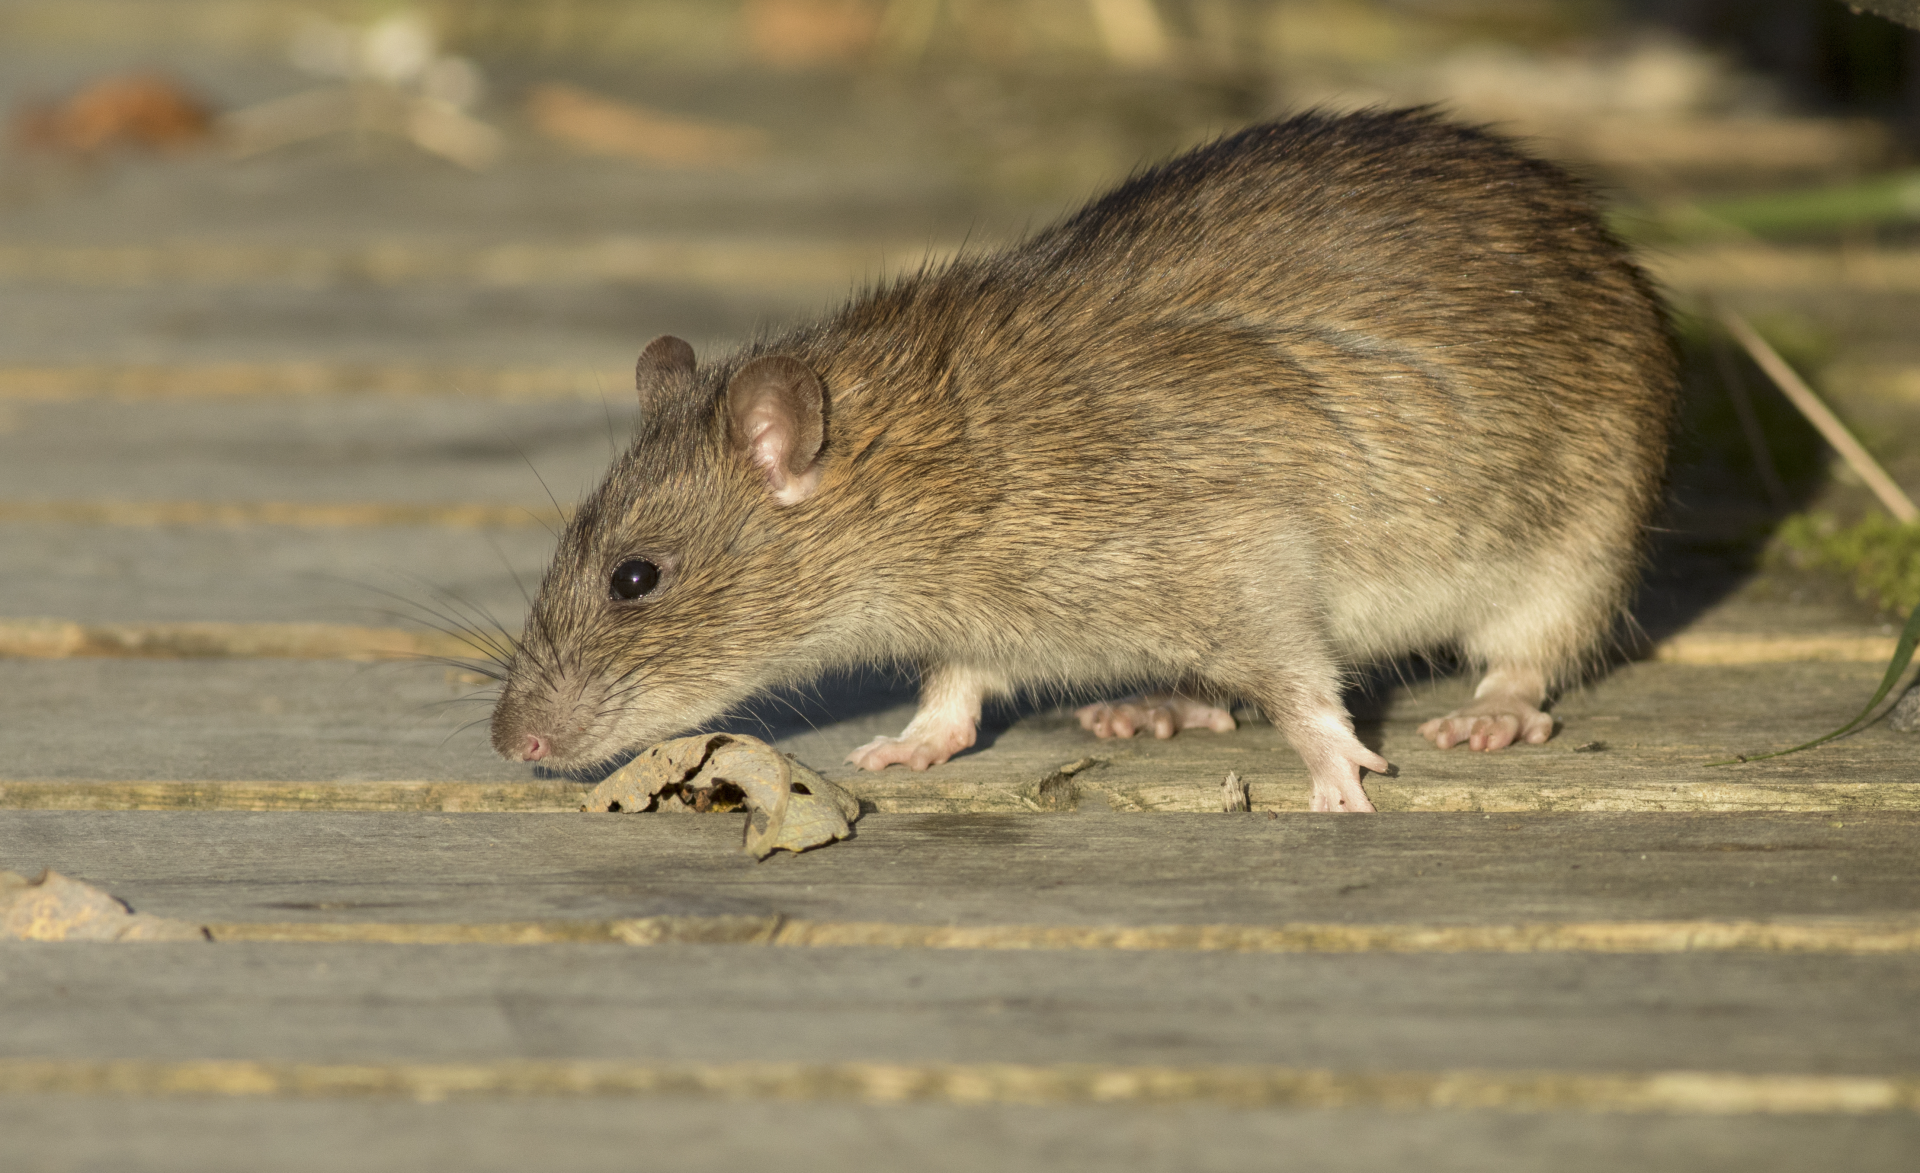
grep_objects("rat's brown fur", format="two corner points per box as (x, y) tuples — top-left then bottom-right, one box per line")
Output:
(490, 109), (1678, 811)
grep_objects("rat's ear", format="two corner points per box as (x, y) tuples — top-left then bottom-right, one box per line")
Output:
(725, 355), (825, 506)
(635, 335), (696, 413)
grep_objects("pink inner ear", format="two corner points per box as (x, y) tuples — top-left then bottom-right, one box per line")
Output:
(726, 355), (824, 504)
(739, 403), (793, 476)
(739, 402), (821, 504)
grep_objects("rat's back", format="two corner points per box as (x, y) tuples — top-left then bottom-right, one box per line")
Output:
(859, 109), (1676, 659)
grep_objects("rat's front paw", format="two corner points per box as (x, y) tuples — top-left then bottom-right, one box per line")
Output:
(1076, 693), (1237, 740)
(1419, 700), (1553, 751)
(846, 736), (945, 771)
(847, 724), (976, 771)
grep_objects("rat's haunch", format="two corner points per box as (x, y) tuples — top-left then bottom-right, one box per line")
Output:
(490, 109), (1678, 812)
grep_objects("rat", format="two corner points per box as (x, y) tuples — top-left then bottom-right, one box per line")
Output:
(489, 109), (1677, 812)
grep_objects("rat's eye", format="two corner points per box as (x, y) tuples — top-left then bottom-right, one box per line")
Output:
(609, 559), (661, 600)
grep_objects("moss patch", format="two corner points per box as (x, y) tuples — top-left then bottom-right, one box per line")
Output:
(1770, 512), (1920, 615)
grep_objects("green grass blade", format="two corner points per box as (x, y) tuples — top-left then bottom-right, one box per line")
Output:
(1707, 599), (1920, 765)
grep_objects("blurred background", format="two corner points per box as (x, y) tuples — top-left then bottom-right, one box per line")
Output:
(1, 0), (1917, 668)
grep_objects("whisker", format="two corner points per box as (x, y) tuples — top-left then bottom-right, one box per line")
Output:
(442, 714), (497, 747)
(517, 447), (566, 542)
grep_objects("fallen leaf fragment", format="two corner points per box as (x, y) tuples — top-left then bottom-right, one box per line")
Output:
(1, 869), (206, 941)
(526, 84), (766, 168)
(584, 733), (860, 858)
(12, 74), (215, 156)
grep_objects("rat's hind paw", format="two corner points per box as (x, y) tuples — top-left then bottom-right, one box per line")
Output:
(1076, 693), (1237, 741)
(1419, 700), (1553, 751)
(1299, 724), (1388, 813)
(1310, 771), (1378, 813)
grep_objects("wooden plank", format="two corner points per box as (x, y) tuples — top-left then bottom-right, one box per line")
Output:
(10, 811), (1916, 928)
(0, 658), (1908, 806)
(5, 940), (1919, 1110)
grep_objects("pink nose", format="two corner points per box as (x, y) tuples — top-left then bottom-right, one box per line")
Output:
(520, 734), (551, 762)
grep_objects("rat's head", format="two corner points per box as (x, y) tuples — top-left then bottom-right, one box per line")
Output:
(489, 334), (836, 770)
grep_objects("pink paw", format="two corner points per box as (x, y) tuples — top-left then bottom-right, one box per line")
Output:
(1306, 741), (1389, 813)
(1076, 693), (1237, 741)
(1419, 702), (1553, 751)
(847, 725), (975, 771)
(1310, 775), (1378, 813)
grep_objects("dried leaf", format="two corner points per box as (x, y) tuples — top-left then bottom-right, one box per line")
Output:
(582, 733), (729, 813)
(13, 73), (215, 156)
(584, 734), (859, 858)
(1, 869), (206, 942)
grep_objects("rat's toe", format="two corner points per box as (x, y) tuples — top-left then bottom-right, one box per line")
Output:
(1075, 694), (1236, 742)
(1468, 714), (1522, 751)
(1424, 699), (1552, 752)
(847, 720), (975, 771)
(1310, 777), (1376, 812)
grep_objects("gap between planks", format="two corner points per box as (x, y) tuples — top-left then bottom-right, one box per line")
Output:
(193, 915), (1920, 954)
(5, 359), (1916, 405)
(0, 365), (623, 402)
(0, 618), (1898, 665)
(0, 241), (1907, 292)
(4, 778), (1919, 813)
(0, 619), (477, 661)
(0, 238), (953, 289)
(0, 1057), (1912, 1114)
(0, 502), (563, 528)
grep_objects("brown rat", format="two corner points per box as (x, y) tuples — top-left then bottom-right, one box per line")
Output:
(489, 109), (1677, 812)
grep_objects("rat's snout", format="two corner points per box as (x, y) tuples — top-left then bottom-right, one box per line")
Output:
(488, 685), (561, 763)
(490, 672), (624, 768)
(491, 704), (558, 762)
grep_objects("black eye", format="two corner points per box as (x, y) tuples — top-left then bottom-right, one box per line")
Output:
(609, 559), (661, 600)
